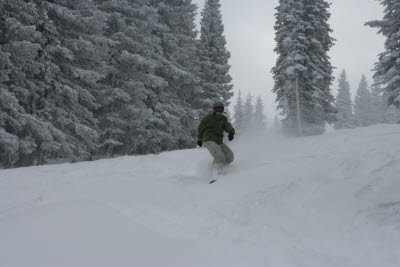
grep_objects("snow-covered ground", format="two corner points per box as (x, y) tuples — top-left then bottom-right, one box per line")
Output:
(1, 125), (400, 267)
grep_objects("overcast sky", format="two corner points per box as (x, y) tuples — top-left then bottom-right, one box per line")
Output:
(192, 0), (385, 120)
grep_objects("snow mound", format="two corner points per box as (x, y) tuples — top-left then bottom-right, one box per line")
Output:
(1, 124), (400, 267)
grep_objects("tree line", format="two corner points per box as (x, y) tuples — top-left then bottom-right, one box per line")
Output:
(272, 0), (400, 136)
(232, 91), (266, 133)
(0, 0), (233, 168)
(335, 70), (400, 130)
(2, 0), (400, 168)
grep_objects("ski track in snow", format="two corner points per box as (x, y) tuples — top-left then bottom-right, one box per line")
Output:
(0, 125), (400, 267)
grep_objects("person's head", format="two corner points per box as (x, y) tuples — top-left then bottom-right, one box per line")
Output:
(213, 102), (224, 115)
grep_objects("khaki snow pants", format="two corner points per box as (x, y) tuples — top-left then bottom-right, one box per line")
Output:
(204, 141), (234, 166)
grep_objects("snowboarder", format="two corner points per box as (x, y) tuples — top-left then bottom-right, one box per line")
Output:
(197, 102), (235, 181)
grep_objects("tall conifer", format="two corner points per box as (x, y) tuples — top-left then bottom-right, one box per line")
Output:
(272, 0), (335, 135)
(369, 81), (386, 124)
(233, 90), (244, 131)
(154, 0), (200, 149)
(366, 0), (400, 107)
(354, 75), (372, 127)
(197, 0), (233, 116)
(242, 93), (255, 130)
(254, 96), (267, 130)
(334, 70), (354, 130)
(0, 0), (73, 166)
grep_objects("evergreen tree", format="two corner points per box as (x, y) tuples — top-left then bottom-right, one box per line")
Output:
(369, 81), (386, 124)
(366, 0), (400, 107)
(96, 0), (146, 155)
(0, 0), (73, 167)
(233, 90), (244, 130)
(242, 93), (255, 131)
(334, 69), (354, 130)
(197, 0), (233, 116)
(0, 90), (21, 167)
(272, 0), (335, 136)
(98, 0), (175, 155)
(254, 96), (267, 130)
(40, 0), (114, 159)
(354, 75), (372, 127)
(304, 0), (336, 131)
(0, 0), (235, 167)
(272, 0), (306, 135)
(385, 105), (400, 123)
(153, 0), (200, 149)
(0, 1), (31, 167)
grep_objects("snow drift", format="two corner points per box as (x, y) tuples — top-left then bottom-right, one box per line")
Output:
(1, 125), (400, 267)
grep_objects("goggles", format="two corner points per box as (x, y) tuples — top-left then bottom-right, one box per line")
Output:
(214, 106), (224, 113)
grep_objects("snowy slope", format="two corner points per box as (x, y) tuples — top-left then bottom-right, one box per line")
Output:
(1, 125), (400, 267)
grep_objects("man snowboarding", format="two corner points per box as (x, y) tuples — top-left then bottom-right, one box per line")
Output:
(197, 102), (235, 183)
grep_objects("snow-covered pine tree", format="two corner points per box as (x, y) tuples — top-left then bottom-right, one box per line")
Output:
(153, 0), (200, 149)
(94, 0), (141, 156)
(99, 0), (184, 155)
(0, 15), (26, 167)
(242, 93), (255, 131)
(254, 96), (267, 130)
(0, 86), (23, 168)
(303, 0), (336, 132)
(334, 69), (354, 130)
(233, 90), (244, 131)
(272, 0), (307, 135)
(0, 0), (72, 167)
(385, 105), (400, 123)
(366, 0), (400, 107)
(97, 0), (157, 155)
(40, 0), (115, 160)
(272, 0), (335, 136)
(155, 0), (199, 99)
(354, 75), (373, 127)
(197, 0), (233, 116)
(369, 81), (386, 125)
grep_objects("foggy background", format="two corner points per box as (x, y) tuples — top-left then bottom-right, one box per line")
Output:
(192, 0), (385, 122)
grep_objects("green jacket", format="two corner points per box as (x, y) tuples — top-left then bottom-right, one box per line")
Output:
(197, 113), (235, 145)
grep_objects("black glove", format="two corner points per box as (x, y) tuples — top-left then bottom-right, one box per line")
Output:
(228, 132), (234, 141)
(197, 140), (202, 147)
